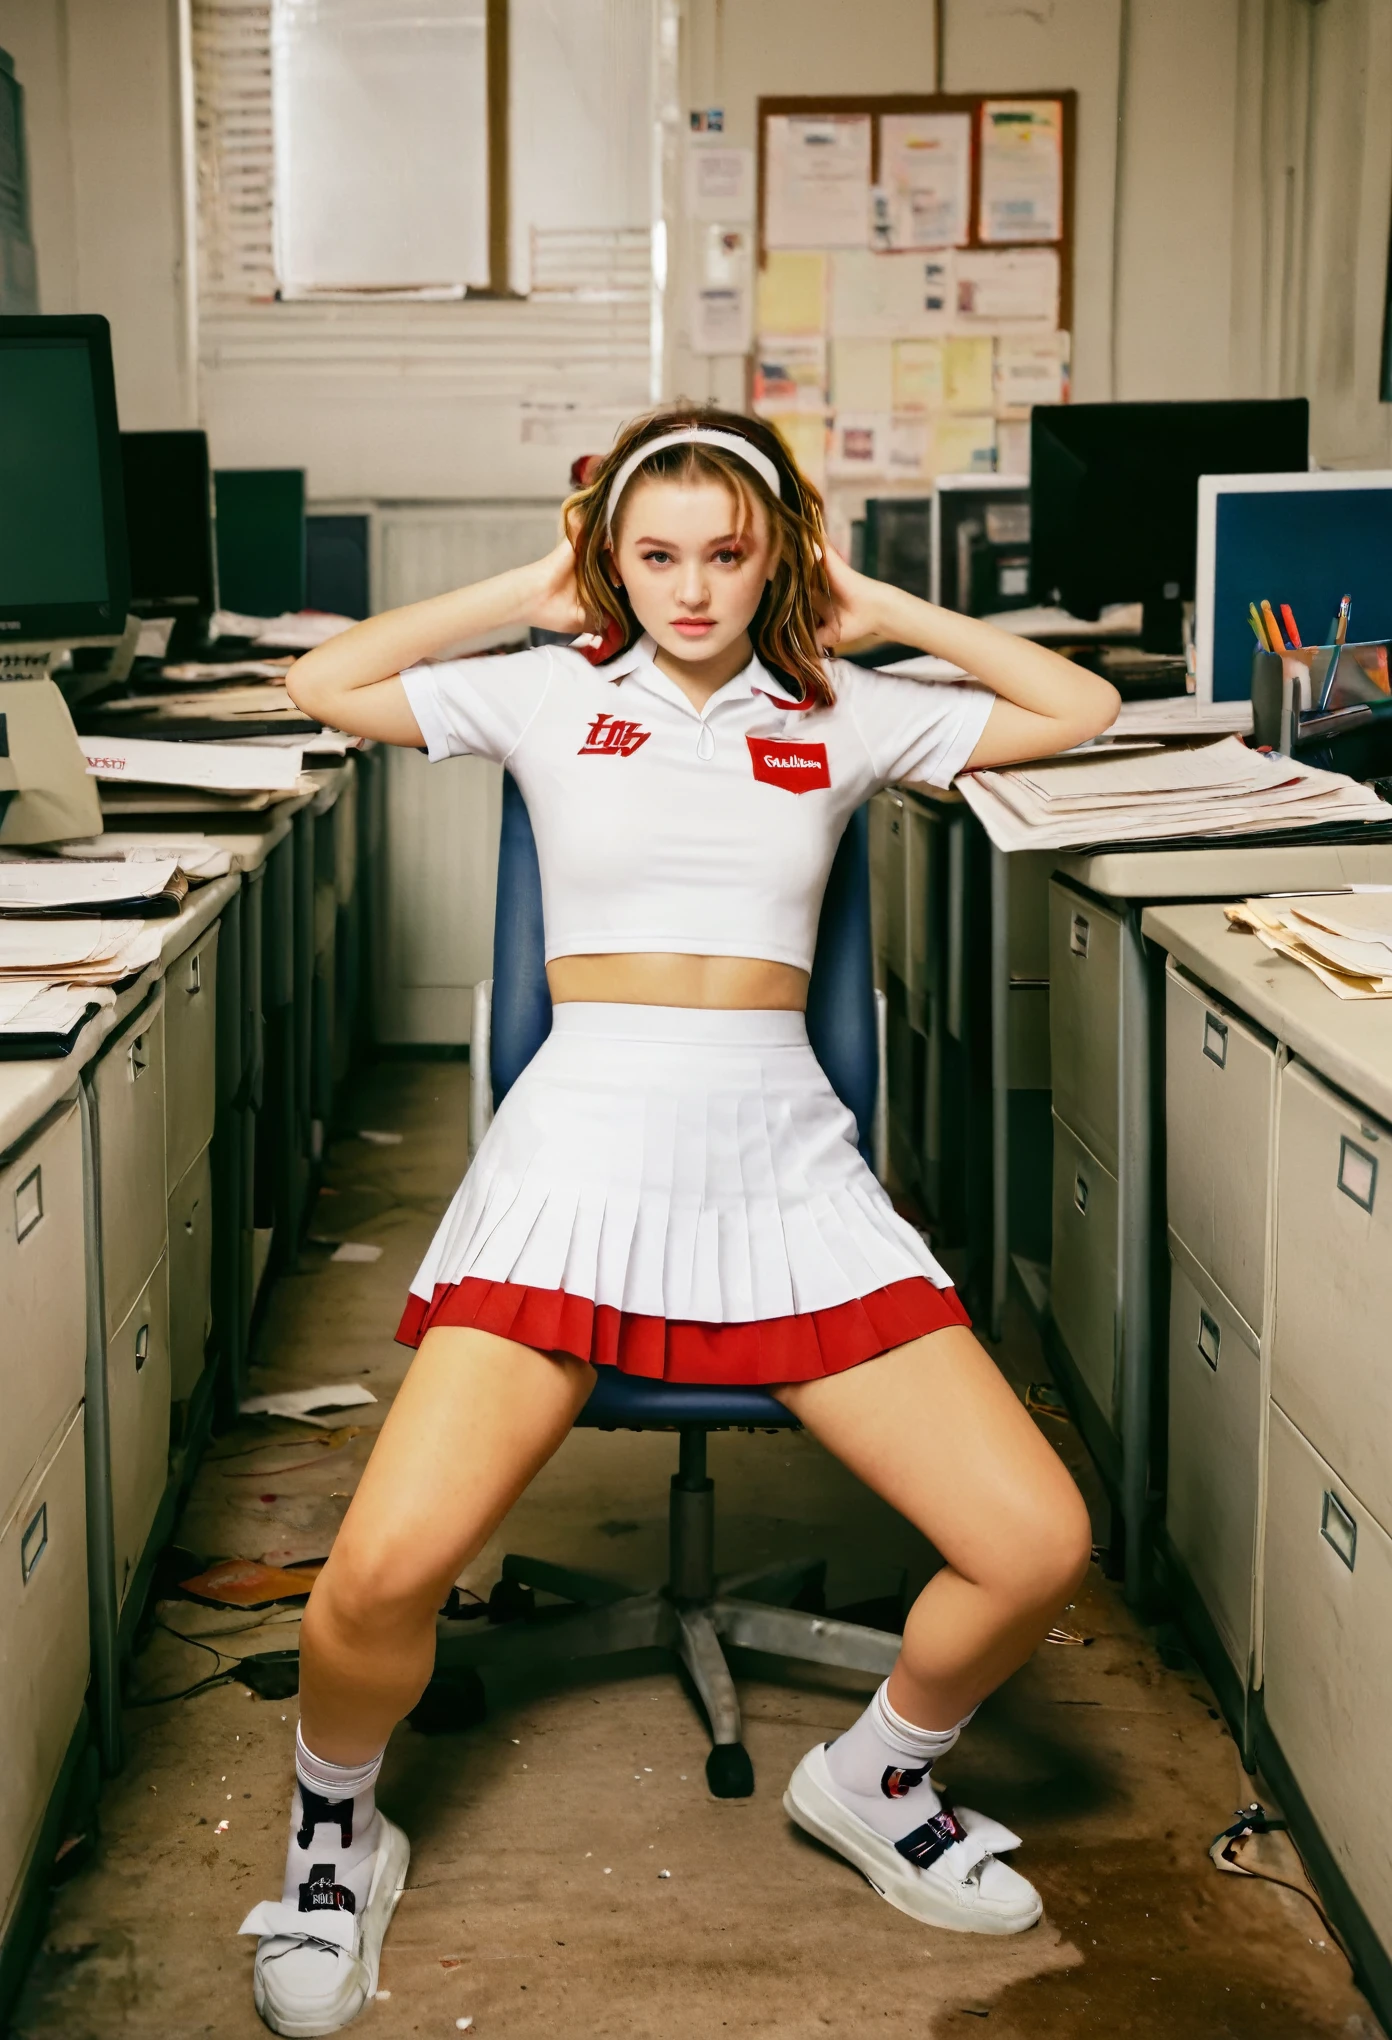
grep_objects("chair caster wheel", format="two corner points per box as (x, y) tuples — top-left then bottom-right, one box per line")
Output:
(488, 1578), (536, 1624)
(409, 1668), (487, 1735)
(706, 1742), (754, 1799)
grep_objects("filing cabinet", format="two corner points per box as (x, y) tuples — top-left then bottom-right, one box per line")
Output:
(1164, 963), (1276, 1338)
(92, 992), (167, 1338)
(164, 921), (218, 1188)
(167, 1147), (213, 1403)
(1263, 1403), (1392, 1953)
(1271, 1061), (1392, 1536)
(0, 1406), (88, 1939)
(1049, 1112), (1118, 1423)
(1165, 1239), (1262, 1681)
(1048, 880), (1122, 1175)
(106, 1255), (170, 1611)
(0, 1099), (85, 1526)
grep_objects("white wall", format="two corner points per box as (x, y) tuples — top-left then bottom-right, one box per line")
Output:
(0, 0), (193, 428)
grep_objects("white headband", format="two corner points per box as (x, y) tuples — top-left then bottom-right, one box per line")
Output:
(604, 427), (782, 534)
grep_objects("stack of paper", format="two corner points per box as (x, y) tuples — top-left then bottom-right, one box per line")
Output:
(0, 858), (187, 916)
(211, 609), (355, 650)
(82, 736), (305, 792)
(0, 981), (116, 1054)
(82, 735), (314, 812)
(0, 918), (164, 985)
(1108, 697), (1253, 739)
(1226, 890), (1392, 999)
(958, 735), (1389, 853)
(162, 658), (294, 684)
(55, 834), (233, 880)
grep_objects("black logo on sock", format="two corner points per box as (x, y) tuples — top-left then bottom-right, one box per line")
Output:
(881, 1761), (932, 1800)
(299, 1863), (357, 1915)
(297, 1787), (354, 1851)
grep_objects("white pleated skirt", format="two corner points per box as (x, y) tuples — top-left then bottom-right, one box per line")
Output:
(397, 1004), (970, 1383)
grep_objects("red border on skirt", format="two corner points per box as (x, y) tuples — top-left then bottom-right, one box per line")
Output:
(394, 1275), (971, 1384)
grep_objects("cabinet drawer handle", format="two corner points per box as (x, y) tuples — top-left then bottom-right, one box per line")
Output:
(15, 1163), (42, 1241)
(187, 952), (202, 996)
(1070, 913), (1090, 959)
(1321, 1490), (1357, 1571)
(1197, 1309), (1220, 1370)
(1202, 1013), (1228, 1068)
(129, 1033), (150, 1080)
(135, 1323), (150, 1371)
(21, 1502), (47, 1583)
(1337, 1136), (1377, 1213)
(1073, 1173), (1089, 1215)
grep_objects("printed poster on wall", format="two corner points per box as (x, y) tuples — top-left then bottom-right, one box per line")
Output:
(978, 100), (1063, 244)
(765, 114), (872, 250)
(879, 113), (972, 250)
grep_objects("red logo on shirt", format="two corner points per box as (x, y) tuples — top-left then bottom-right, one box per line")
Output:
(579, 712), (651, 757)
(747, 735), (831, 791)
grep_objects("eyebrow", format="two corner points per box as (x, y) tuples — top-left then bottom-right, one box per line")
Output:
(631, 532), (745, 548)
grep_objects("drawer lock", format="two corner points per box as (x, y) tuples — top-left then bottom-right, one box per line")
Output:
(1073, 1174), (1089, 1216)
(1321, 1490), (1357, 1571)
(21, 1502), (47, 1583)
(1069, 913), (1090, 959)
(15, 1163), (42, 1241)
(1197, 1309), (1220, 1370)
(1202, 1013), (1228, 1069)
(135, 1323), (150, 1372)
(1337, 1136), (1377, 1214)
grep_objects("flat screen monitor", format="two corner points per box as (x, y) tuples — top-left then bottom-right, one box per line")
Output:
(1029, 399), (1309, 652)
(0, 314), (129, 642)
(120, 430), (217, 650)
(214, 468), (306, 619)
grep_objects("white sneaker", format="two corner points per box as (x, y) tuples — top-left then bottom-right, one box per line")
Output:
(784, 1742), (1042, 1935)
(239, 1816), (410, 2036)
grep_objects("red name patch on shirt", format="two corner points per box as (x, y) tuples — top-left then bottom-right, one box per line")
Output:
(747, 735), (831, 792)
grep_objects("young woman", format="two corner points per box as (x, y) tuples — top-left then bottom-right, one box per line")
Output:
(239, 406), (1119, 2035)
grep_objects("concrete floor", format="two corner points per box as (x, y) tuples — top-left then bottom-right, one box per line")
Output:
(12, 1061), (1382, 2038)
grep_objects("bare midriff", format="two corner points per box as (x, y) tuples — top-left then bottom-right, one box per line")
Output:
(546, 953), (809, 1011)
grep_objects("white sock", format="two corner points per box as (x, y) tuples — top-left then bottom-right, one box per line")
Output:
(823, 1682), (971, 1843)
(279, 1726), (386, 1920)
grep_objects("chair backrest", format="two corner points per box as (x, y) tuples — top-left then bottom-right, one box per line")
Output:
(490, 772), (879, 1160)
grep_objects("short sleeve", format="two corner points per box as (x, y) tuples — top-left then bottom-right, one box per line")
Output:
(839, 661), (995, 789)
(399, 645), (553, 764)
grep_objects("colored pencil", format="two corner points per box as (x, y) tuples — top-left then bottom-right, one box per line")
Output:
(1279, 603), (1301, 649)
(1261, 600), (1285, 652)
(1249, 602), (1270, 649)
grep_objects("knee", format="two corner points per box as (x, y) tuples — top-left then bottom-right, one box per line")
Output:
(306, 1538), (445, 1649)
(1004, 1480), (1093, 1615)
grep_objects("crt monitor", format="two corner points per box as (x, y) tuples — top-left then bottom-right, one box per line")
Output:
(120, 429), (217, 652)
(0, 313), (130, 644)
(1029, 398), (1309, 652)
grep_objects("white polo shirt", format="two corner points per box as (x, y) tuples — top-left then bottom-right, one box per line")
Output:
(402, 634), (993, 973)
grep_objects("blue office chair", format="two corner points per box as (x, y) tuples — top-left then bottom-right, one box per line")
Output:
(435, 774), (900, 1797)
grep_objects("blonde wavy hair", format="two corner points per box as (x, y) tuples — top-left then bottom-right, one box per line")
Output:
(562, 404), (837, 708)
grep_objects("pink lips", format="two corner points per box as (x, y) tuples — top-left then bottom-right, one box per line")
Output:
(672, 619), (715, 637)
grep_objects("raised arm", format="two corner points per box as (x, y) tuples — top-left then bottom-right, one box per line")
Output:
(820, 547), (1119, 767)
(285, 539), (587, 743)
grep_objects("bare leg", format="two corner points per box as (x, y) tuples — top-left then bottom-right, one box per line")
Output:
(299, 1327), (594, 1762)
(774, 1326), (1092, 1730)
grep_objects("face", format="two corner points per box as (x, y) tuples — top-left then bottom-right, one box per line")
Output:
(609, 476), (776, 665)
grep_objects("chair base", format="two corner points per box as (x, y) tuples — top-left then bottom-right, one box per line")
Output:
(433, 1434), (901, 1799)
